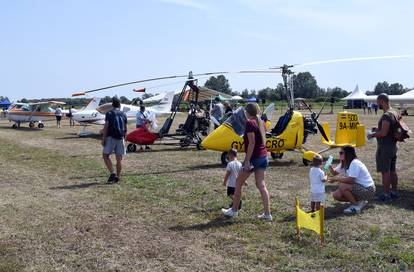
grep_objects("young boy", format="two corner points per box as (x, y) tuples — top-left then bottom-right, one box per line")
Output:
(309, 155), (327, 212)
(223, 148), (243, 209)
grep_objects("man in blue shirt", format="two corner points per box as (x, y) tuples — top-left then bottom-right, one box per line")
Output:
(102, 97), (128, 183)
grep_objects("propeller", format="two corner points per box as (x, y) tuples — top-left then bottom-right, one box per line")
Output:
(300, 98), (329, 142)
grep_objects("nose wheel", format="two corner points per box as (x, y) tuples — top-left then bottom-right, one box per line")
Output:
(221, 152), (229, 165)
(38, 123), (44, 128)
(127, 143), (137, 152)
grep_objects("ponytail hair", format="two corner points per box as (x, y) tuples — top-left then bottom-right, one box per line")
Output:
(245, 103), (267, 146)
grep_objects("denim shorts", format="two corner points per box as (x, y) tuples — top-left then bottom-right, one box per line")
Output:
(251, 156), (269, 171)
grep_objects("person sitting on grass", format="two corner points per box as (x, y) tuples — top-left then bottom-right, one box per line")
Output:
(328, 146), (376, 214)
(309, 155), (327, 212)
(223, 148), (243, 210)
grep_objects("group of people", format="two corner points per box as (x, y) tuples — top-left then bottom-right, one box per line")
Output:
(54, 105), (76, 128)
(362, 102), (379, 115)
(100, 93), (402, 219)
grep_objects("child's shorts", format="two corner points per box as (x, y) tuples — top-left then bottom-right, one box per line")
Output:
(227, 186), (235, 196)
(310, 192), (326, 203)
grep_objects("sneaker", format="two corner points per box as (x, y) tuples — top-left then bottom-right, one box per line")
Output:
(258, 213), (273, 221)
(113, 176), (119, 183)
(376, 193), (392, 203)
(343, 205), (361, 214)
(221, 208), (238, 218)
(107, 173), (116, 183)
(390, 191), (400, 200)
(356, 200), (368, 210)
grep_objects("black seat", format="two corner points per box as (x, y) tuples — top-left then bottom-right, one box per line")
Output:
(271, 111), (293, 136)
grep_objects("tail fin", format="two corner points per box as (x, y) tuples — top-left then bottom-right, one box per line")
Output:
(150, 91), (175, 113)
(83, 97), (101, 111)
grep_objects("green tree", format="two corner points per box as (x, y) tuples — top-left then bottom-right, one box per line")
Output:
(204, 75), (232, 94)
(374, 81), (390, 95)
(142, 93), (154, 100)
(241, 89), (249, 98)
(388, 83), (404, 95)
(120, 96), (131, 104)
(291, 72), (319, 98)
(19, 98), (29, 103)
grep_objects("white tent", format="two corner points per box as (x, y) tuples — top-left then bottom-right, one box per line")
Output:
(231, 95), (243, 100)
(342, 85), (368, 100)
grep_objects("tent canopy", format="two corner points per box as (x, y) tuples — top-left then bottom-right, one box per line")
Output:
(342, 85), (367, 100)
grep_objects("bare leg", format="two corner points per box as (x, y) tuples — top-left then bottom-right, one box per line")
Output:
(390, 171), (398, 192)
(311, 202), (316, 212)
(315, 202), (321, 211)
(254, 169), (270, 215)
(115, 155), (123, 178)
(340, 185), (357, 205)
(103, 154), (114, 174)
(381, 171), (391, 194)
(231, 171), (251, 211)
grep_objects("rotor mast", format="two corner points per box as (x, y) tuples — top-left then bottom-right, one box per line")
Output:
(280, 64), (295, 111)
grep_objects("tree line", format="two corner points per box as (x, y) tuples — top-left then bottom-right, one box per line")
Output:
(204, 73), (412, 101)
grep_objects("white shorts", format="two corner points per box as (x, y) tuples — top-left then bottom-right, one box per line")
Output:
(310, 192), (325, 203)
(103, 137), (126, 156)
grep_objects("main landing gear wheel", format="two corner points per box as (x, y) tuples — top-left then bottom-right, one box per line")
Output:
(29, 122), (35, 128)
(12, 124), (17, 129)
(271, 152), (284, 159)
(179, 138), (191, 148)
(38, 123), (44, 128)
(221, 152), (229, 165)
(302, 158), (310, 166)
(127, 143), (137, 152)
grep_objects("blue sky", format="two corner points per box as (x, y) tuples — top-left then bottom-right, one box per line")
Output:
(1, 0), (413, 100)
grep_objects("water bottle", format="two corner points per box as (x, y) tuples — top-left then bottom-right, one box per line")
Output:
(323, 155), (334, 171)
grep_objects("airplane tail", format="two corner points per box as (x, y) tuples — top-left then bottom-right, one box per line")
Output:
(83, 97), (101, 111)
(150, 91), (175, 114)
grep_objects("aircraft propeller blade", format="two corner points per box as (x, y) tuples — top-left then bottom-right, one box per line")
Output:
(133, 88), (146, 93)
(316, 121), (330, 142)
(316, 97), (329, 120)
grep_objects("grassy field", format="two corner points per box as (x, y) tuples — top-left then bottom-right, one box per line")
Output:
(0, 109), (413, 272)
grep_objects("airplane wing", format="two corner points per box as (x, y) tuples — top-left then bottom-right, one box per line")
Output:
(28, 101), (66, 106)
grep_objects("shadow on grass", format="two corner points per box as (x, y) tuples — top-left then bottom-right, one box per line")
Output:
(373, 185), (414, 211)
(56, 133), (101, 140)
(0, 126), (43, 131)
(49, 182), (113, 190)
(126, 147), (197, 154)
(169, 216), (240, 231)
(268, 160), (296, 167)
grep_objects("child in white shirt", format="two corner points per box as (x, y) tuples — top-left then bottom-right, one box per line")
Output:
(223, 148), (243, 209)
(309, 155), (327, 212)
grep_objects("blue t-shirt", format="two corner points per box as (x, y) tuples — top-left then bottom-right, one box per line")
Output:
(105, 109), (127, 139)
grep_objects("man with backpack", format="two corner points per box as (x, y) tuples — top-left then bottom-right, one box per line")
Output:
(102, 97), (128, 184)
(368, 93), (400, 202)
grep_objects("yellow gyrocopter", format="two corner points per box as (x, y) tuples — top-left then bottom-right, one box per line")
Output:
(201, 63), (371, 165)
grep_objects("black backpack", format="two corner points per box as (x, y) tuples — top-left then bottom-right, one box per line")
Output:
(389, 111), (410, 142)
(110, 110), (127, 139)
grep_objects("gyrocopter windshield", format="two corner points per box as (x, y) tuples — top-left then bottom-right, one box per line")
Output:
(224, 107), (246, 136)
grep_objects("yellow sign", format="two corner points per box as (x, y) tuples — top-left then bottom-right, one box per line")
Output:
(295, 197), (324, 244)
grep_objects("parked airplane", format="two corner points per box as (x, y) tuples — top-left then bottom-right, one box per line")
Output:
(8, 101), (66, 128)
(72, 91), (175, 136)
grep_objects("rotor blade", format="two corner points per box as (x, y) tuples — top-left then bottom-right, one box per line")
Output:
(316, 121), (330, 142)
(295, 54), (412, 67)
(238, 70), (281, 74)
(72, 74), (189, 96)
(316, 97), (329, 119)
